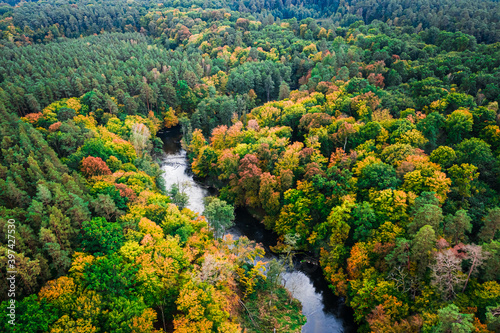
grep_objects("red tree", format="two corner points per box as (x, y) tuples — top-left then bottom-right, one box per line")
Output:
(80, 156), (112, 177)
(235, 154), (262, 208)
(114, 183), (137, 201)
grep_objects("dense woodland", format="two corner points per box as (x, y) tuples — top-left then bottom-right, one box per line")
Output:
(1, 0), (500, 332)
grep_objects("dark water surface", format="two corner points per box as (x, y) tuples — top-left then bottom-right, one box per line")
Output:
(158, 127), (357, 333)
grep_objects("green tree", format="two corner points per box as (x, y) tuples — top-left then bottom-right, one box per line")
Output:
(0, 295), (58, 333)
(79, 217), (124, 256)
(413, 192), (440, 213)
(176, 80), (198, 112)
(386, 237), (411, 271)
(429, 146), (456, 168)
(357, 162), (399, 195)
(411, 225), (437, 278)
(445, 109), (473, 144)
(479, 208), (500, 242)
(486, 305), (500, 332)
(351, 202), (378, 242)
(417, 112), (445, 148)
(83, 254), (138, 297)
(444, 210), (472, 245)
(447, 163), (479, 199)
(91, 193), (123, 222)
(168, 183), (189, 210)
(482, 241), (500, 281)
(278, 82), (290, 100)
(456, 138), (497, 182)
(265, 258), (286, 289)
(204, 197), (235, 239)
(471, 106), (496, 136)
(192, 146), (218, 178)
(408, 204), (443, 235)
(433, 304), (475, 333)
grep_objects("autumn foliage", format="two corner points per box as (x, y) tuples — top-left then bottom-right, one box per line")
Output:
(80, 156), (112, 177)
(4, 1), (500, 332)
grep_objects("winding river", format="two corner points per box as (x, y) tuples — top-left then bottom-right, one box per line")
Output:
(159, 127), (357, 333)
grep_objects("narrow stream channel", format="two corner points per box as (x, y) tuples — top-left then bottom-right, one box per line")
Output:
(158, 127), (357, 333)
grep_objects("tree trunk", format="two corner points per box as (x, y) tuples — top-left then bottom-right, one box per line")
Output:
(160, 303), (166, 332)
(462, 254), (476, 293)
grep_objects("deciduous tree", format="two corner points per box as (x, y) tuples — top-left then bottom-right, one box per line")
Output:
(204, 197), (235, 239)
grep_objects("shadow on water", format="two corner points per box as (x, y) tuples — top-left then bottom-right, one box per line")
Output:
(230, 208), (358, 333)
(160, 125), (185, 155)
(158, 126), (357, 333)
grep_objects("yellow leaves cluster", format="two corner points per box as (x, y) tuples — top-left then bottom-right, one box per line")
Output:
(353, 155), (382, 176)
(369, 189), (410, 225)
(372, 108), (394, 123)
(402, 168), (450, 204)
(39, 274), (104, 333)
(139, 217), (164, 240)
(189, 128), (207, 158)
(371, 222), (404, 244)
(274, 141), (304, 178)
(174, 317), (213, 333)
(424, 99), (448, 114)
(163, 107), (179, 128)
(326, 203), (354, 249)
(130, 308), (162, 333)
(68, 252), (95, 280)
(396, 129), (428, 148)
(129, 115), (158, 136)
(74, 114), (98, 130)
(119, 241), (144, 261)
(39, 276), (75, 303)
(203, 70), (228, 92)
(320, 247), (348, 296)
(175, 280), (231, 331)
(50, 316), (97, 333)
(256, 105), (282, 127)
(217, 149), (240, 180)
(105, 117), (125, 136)
(347, 242), (371, 280)
(236, 261), (267, 299)
(65, 97), (82, 112)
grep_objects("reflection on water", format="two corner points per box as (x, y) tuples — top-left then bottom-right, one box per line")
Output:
(229, 208), (357, 333)
(282, 270), (355, 333)
(158, 126), (357, 333)
(283, 271), (344, 333)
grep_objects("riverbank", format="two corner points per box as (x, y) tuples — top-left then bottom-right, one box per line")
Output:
(158, 126), (357, 333)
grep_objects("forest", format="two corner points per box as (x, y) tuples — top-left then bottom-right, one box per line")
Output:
(0, 0), (500, 332)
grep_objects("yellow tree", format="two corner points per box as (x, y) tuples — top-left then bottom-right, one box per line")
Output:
(369, 189), (410, 226)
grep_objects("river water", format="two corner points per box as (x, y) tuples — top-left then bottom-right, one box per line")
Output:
(158, 127), (357, 333)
